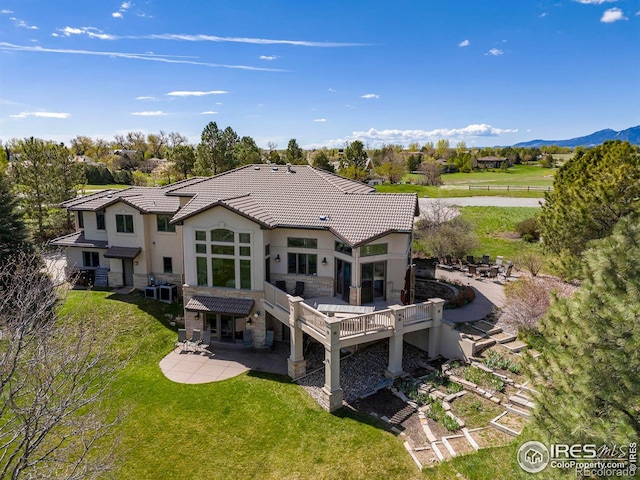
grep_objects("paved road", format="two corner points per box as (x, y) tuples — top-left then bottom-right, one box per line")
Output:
(419, 196), (543, 209)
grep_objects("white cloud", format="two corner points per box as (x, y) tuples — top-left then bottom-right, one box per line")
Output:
(58, 26), (114, 40)
(348, 124), (518, 144)
(259, 55), (278, 60)
(200, 111), (218, 115)
(0, 42), (285, 71)
(166, 90), (228, 97)
(458, 39), (470, 47)
(131, 111), (166, 116)
(539, 12), (547, 17)
(574, 0), (616, 4)
(361, 93), (379, 99)
(485, 48), (504, 56)
(328, 88), (336, 93)
(112, 1), (132, 18)
(135, 96), (156, 100)
(601, 7), (627, 22)
(127, 33), (368, 47)
(1, 9), (13, 14)
(314, 118), (327, 122)
(10, 111), (70, 119)
(10, 17), (38, 30)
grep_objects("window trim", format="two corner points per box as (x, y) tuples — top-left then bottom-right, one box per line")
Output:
(287, 237), (318, 249)
(157, 214), (176, 233)
(115, 214), (134, 234)
(163, 256), (173, 274)
(360, 243), (388, 257)
(96, 209), (106, 230)
(287, 252), (318, 275)
(82, 251), (99, 268)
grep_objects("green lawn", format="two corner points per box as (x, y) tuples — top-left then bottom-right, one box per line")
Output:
(62, 291), (422, 480)
(377, 165), (557, 198)
(60, 291), (573, 479)
(459, 206), (544, 264)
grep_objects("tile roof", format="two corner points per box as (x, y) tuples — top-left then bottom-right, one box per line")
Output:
(168, 165), (418, 246)
(59, 165), (418, 247)
(48, 231), (108, 249)
(103, 246), (142, 259)
(185, 295), (255, 315)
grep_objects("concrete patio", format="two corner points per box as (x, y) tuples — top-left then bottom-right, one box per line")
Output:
(160, 342), (289, 384)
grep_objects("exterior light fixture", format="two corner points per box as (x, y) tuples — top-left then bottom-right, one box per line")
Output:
(275, 254), (280, 263)
(321, 257), (327, 265)
(254, 311), (261, 318)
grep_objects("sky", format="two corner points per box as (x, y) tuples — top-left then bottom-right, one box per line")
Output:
(0, 0), (639, 150)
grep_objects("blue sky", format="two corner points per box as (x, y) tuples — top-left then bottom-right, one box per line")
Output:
(1, 0), (639, 149)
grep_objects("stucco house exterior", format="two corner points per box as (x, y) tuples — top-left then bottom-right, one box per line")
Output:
(52, 164), (464, 410)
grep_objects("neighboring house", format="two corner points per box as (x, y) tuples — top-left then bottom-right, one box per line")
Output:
(475, 156), (509, 169)
(52, 164), (462, 411)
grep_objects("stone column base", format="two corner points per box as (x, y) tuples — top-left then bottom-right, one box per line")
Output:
(287, 358), (307, 379)
(322, 386), (344, 412)
(384, 367), (405, 379)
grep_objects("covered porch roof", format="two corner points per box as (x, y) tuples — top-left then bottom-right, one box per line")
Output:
(103, 246), (142, 259)
(185, 295), (255, 316)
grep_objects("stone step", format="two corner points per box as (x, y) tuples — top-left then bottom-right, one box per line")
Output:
(471, 320), (503, 336)
(492, 331), (517, 344)
(505, 405), (531, 419)
(502, 339), (528, 353)
(474, 338), (496, 354)
(509, 395), (535, 410)
(389, 404), (416, 425)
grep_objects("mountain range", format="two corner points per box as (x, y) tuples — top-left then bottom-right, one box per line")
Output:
(513, 125), (640, 148)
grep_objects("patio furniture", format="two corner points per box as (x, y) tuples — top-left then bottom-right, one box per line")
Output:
(291, 281), (305, 297)
(466, 255), (475, 264)
(175, 328), (187, 352)
(481, 254), (490, 265)
(188, 329), (201, 353)
(466, 265), (477, 277)
(495, 255), (504, 267)
(487, 266), (499, 279)
(501, 264), (514, 280)
(243, 329), (253, 349)
(275, 280), (286, 291)
(261, 330), (274, 351)
(316, 304), (376, 316)
(199, 330), (211, 354)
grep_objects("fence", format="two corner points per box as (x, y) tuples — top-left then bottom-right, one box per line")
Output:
(468, 185), (553, 192)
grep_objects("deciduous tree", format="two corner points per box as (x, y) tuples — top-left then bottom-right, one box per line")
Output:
(418, 160), (442, 186)
(312, 150), (335, 172)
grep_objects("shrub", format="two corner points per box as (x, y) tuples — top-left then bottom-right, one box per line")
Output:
(442, 415), (460, 432)
(445, 381), (463, 394)
(522, 233), (534, 243)
(515, 216), (540, 241)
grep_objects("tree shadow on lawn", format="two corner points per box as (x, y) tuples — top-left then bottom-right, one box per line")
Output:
(105, 291), (184, 332)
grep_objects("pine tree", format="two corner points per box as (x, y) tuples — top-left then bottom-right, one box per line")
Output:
(528, 215), (640, 446)
(0, 171), (31, 262)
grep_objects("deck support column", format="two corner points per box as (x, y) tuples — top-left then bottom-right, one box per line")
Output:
(386, 305), (405, 378)
(427, 298), (445, 359)
(287, 297), (306, 379)
(322, 318), (343, 412)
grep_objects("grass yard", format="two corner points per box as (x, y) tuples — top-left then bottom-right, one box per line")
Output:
(61, 291), (422, 480)
(459, 206), (545, 264)
(378, 165), (557, 198)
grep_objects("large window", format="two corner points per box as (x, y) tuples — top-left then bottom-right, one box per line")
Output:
(82, 251), (99, 268)
(194, 229), (252, 289)
(287, 237), (318, 249)
(335, 241), (352, 256)
(157, 214), (176, 232)
(96, 210), (105, 230)
(361, 243), (387, 257)
(115, 214), (134, 233)
(77, 211), (84, 229)
(288, 253), (317, 275)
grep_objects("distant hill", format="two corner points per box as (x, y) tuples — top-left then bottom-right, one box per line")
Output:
(514, 125), (640, 148)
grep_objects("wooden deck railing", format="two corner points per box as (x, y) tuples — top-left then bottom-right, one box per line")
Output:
(404, 302), (433, 325)
(339, 310), (394, 337)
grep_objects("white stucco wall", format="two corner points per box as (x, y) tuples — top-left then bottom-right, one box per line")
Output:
(105, 202), (147, 274)
(77, 211), (107, 242)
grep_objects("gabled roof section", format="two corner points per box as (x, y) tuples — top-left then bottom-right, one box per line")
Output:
(169, 165), (417, 246)
(62, 186), (182, 214)
(48, 231), (108, 249)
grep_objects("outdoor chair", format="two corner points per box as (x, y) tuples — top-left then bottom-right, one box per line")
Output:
(291, 281), (305, 297)
(445, 255), (453, 265)
(495, 255), (504, 267)
(481, 254), (490, 265)
(175, 328), (188, 352)
(501, 264), (514, 280)
(261, 330), (274, 352)
(199, 330), (211, 354)
(488, 266), (499, 279)
(466, 255), (475, 264)
(243, 329), (253, 349)
(189, 329), (201, 353)
(275, 280), (286, 291)
(466, 265), (477, 277)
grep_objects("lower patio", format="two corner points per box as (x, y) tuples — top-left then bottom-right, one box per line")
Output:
(160, 342), (288, 383)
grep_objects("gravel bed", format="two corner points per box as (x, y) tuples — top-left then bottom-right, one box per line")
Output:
(297, 341), (431, 409)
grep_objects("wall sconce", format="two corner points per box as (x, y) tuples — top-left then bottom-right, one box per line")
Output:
(254, 311), (261, 318)
(321, 257), (327, 265)
(246, 318), (253, 325)
(275, 254), (280, 263)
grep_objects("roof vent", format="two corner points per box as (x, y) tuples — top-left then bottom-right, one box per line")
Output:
(266, 160), (271, 164)
(254, 166), (260, 170)
(319, 215), (328, 221)
(272, 167), (278, 171)
(286, 163), (293, 173)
